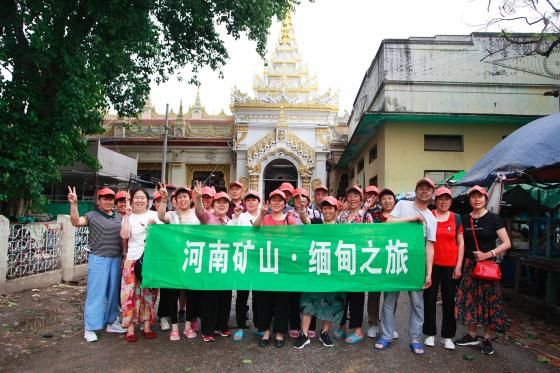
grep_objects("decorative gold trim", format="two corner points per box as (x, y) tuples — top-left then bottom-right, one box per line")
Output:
(185, 164), (230, 188)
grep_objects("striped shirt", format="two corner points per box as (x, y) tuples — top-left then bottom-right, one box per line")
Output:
(84, 210), (122, 257)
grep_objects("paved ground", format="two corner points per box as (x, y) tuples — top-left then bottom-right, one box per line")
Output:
(1, 285), (559, 372)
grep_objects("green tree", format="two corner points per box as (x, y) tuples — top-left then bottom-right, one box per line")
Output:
(0, 0), (296, 214)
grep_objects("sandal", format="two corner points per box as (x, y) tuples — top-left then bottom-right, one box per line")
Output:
(345, 332), (364, 344)
(233, 329), (244, 341)
(183, 328), (197, 339)
(169, 330), (180, 341)
(142, 330), (157, 339)
(410, 342), (425, 355)
(333, 328), (346, 339)
(289, 329), (299, 338)
(124, 333), (137, 343)
(374, 338), (391, 350)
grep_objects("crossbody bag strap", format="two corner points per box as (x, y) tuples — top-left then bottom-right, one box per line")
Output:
(470, 216), (480, 252)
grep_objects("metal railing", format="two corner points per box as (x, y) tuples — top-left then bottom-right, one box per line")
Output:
(7, 223), (63, 279)
(74, 226), (90, 265)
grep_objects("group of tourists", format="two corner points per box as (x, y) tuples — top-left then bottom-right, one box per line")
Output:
(68, 175), (511, 355)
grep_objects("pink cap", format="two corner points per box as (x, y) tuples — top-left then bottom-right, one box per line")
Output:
(320, 196), (339, 209)
(213, 191), (232, 203)
(434, 187), (453, 198)
(416, 177), (435, 189)
(243, 190), (260, 201)
(115, 191), (127, 200)
(314, 184), (328, 193)
(467, 185), (488, 197)
(228, 181), (243, 189)
(292, 188), (309, 198)
(201, 186), (215, 197)
(365, 185), (380, 194)
(269, 189), (287, 201)
(278, 182), (295, 193)
(379, 188), (395, 198)
(346, 185), (364, 199)
(97, 187), (115, 197)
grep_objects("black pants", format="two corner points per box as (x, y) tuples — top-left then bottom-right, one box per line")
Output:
(254, 291), (289, 334)
(158, 288), (180, 324)
(185, 289), (201, 322)
(199, 290), (232, 336)
(236, 290), (250, 329)
(288, 292), (301, 330)
(340, 292), (364, 329)
(423, 265), (457, 338)
(367, 292), (381, 326)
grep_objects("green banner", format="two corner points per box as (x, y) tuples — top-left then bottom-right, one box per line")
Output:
(142, 223), (425, 292)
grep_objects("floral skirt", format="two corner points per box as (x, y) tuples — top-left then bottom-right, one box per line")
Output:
(300, 292), (345, 324)
(120, 259), (158, 328)
(455, 259), (510, 332)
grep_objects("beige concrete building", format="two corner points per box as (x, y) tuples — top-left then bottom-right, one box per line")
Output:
(339, 33), (560, 193)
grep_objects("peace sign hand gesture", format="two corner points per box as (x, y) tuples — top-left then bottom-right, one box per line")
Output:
(158, 183), (168, 201)
(125, 190), (132, 216)
(260, 201), (270, 216)
(192, 180), (202, 199)
(67, 186), (78, 205)
(233, 202), (243, 218)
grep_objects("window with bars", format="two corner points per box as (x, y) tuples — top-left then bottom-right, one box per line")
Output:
(424, 135), (463, 152)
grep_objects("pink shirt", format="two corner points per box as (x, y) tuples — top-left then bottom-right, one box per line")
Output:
(262, 214), (297, 226)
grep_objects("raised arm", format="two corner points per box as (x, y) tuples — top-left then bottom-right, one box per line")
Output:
(157, 184), (170, 223)
(252, 201), (269, 227)
(120, 197), (132, 240)
(68, 186), (87, 227)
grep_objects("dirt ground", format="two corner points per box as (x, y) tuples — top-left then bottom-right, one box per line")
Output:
(0, 284), (559, 372)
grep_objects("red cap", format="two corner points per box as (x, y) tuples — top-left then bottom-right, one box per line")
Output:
(292, 188), (309, 198)
(320, 196), (339, 209)
(213, 191), (232, 203)
(243, 190), (260, 201)
(346, 185), (364, 199)
(434, 187), (453, 198)
(97, 187), (115, 197)
(416, 177), (435, 189)
(278, 182), (294, 194)
(467, 185), (488, 197)
(314, 184), (328, 193)
(228, 181), (243, 189)
(153, 191), (162, 200)
(365, 185), (380, 195)
(269, 189), (287, 201)
(379, 188), (395, 199)
(115, 191), (127, 200)
(201, 186), (215, 197)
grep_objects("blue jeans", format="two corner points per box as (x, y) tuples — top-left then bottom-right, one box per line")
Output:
(380, 291), (424, 341)
(84, 254), (122, 331)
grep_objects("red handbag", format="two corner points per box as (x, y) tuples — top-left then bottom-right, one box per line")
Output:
(470, 216), (502, 281)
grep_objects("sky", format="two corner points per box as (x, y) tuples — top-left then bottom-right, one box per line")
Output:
(148, 0), (537, 116)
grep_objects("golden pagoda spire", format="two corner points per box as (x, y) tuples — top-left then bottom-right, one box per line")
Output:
(177, 99), (184, 118)
(279, 11), (294, 46)
(194, 87), (201, 107)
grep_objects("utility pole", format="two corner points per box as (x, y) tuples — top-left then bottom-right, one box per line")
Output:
(161, 103), (169, 183)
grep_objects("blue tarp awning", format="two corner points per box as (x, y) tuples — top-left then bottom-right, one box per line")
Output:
(459, 113), (560, 186)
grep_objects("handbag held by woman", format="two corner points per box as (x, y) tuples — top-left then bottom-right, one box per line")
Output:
(470, 217), (501, 281)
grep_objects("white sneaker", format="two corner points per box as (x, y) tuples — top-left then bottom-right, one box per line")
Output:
(442, 338), (455, 350)
(366, 325), (378, 338)
(160, 317), (170, 331)
(424, 335), (435, 347)
(392, 330), (399, 339)
(84, 330), (98, 342)
(106, 321), (126, 334)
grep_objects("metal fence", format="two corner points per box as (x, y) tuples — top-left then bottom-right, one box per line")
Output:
(7, 223), (63, 279)
(74, 226), (90, 265)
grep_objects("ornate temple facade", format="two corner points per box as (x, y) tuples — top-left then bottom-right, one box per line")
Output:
(98, 13), (348, 196)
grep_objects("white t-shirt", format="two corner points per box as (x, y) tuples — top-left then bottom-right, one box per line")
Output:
(166, 210), (200, 225)
(391, 200), (437, 242)
(228, 211), (259, 227)
(127, 210), (161, 260)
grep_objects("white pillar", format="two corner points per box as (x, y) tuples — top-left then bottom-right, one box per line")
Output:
(0, 215), (8, 295)
(57, 215), (78, 282)
(236, 150), (247, 180)
(315, 152), (328, 185)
